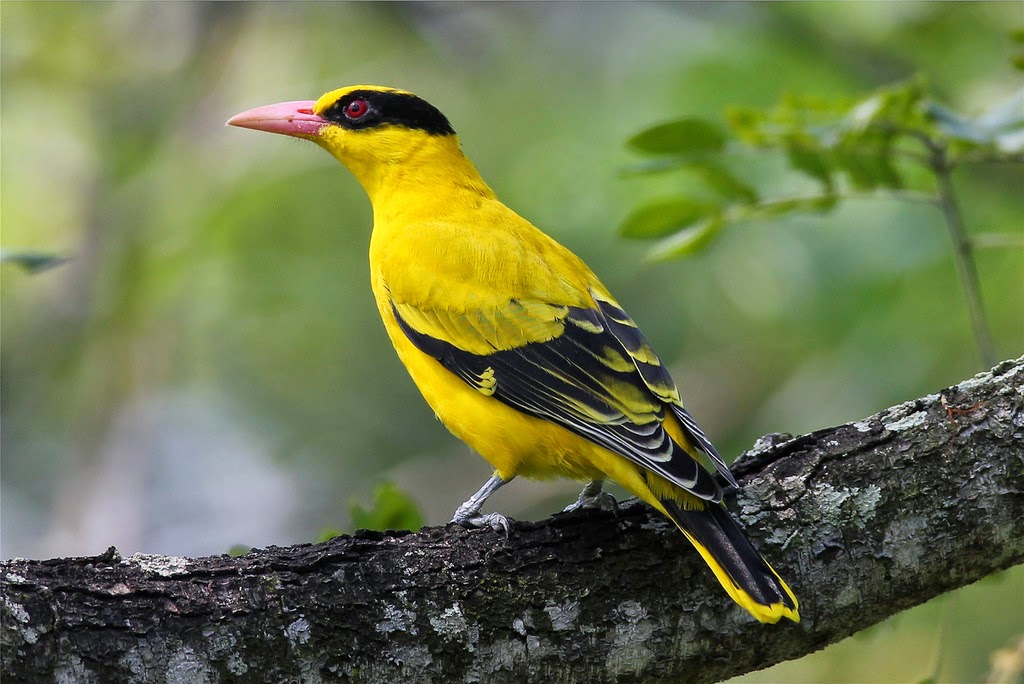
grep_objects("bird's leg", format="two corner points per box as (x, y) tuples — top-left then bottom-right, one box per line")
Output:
(562, 479), (618, 514)
(451, 473), (512, 534)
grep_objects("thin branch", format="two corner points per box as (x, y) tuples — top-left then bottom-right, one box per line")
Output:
(836, 188), (937, 205)
(929, 143), (999, 368)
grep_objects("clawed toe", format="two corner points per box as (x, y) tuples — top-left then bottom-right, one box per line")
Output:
(563, 480), (618, 515)
(562, 491), (618, 514)
(451, 511), (511, 535)
(450, 474), (512, 536)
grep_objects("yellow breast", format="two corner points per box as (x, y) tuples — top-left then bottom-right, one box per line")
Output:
(372, 282), (589, 481)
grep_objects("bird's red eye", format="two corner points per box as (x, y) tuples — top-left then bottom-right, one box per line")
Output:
(344, 99), (369, 119)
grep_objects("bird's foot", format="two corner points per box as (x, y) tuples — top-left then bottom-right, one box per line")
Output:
(450, 474), (512, 535)
(451, 503), (511, 535)
(562, 492), (618, 514)
(562, 480), (619, 515)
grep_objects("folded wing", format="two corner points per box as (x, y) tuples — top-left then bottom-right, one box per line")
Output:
(392, 290), (736, 500)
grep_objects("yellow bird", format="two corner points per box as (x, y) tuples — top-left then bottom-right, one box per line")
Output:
(228, 85), (799, 624)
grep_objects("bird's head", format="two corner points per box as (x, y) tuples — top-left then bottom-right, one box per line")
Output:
(228, 85), (466, 198)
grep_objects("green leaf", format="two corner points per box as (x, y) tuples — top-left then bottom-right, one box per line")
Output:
(740, 195), (837, 221)
(349, 481), (423, 532)
(870, 82), (925, 125)
(620, 198), (719, 239)
(873, 153), (904, 189)
(725, 107), (768, 146)
(647, 215), (724, 260)
(627, 118), (727, 156)
(834, 150), (879, 190)
(688, 161), (759, 203)
(227, 544), (251, 557)
(835, 81), (934, 148)
(784, 136), (834, 189)
(0, 250), (69, 273)
(832, 142), (904, 190)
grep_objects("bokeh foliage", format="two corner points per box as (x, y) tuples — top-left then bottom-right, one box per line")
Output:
(2, 3), (1021, 682)
(620, 80), (1023, 366)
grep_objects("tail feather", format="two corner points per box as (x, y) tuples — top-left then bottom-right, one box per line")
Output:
(661, 497), (800, 624)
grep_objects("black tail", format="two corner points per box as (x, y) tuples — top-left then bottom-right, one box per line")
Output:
(662, 498), (799, 623)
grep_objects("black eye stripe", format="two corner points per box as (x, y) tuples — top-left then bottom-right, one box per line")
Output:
(323, 90), (455, 136)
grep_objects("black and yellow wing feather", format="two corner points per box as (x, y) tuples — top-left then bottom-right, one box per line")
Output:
(392, 289), (736, 501)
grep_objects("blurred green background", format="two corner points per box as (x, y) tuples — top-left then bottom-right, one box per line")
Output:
(2, 3), (1021, 682)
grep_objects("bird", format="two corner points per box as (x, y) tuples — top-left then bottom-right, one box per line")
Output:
(227, 85), (799, 624)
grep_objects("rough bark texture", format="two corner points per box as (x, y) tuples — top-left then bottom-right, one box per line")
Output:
(2, 358), (1022, 684)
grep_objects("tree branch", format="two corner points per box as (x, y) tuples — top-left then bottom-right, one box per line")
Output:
(3, 358), (1022, 684)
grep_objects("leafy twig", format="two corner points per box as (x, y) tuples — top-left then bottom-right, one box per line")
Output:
(621, 79), (1020, 370)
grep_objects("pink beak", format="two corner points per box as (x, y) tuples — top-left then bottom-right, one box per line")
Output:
(226, 100), (327, 138)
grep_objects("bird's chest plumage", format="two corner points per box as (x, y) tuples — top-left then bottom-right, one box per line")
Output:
(367, 221), (605, 482)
